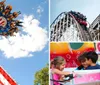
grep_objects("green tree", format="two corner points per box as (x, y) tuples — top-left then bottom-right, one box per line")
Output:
(34, 64), (49, 85)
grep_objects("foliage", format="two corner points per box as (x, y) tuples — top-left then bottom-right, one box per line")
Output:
(34, 64), (49, 85)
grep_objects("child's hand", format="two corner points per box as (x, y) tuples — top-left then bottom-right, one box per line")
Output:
(60, 75), (70, 82)
(60, 75), (65, 80)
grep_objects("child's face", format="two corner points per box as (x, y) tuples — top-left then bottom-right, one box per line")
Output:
(59, 63), (66, 71)
(81, 58), (91, 68)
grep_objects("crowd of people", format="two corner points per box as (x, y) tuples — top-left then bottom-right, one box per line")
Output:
(0, 0), (23, 37)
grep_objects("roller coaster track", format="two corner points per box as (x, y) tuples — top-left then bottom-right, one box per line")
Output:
(50, 12), (92, 41)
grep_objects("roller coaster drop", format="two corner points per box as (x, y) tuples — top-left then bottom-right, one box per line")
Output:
(50, 11), (93, 41)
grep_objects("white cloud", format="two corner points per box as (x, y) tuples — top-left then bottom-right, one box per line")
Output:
(0, 15), (48, 58)
(37, 6), (44, 16)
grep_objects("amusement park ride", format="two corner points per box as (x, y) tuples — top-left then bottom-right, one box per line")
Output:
(0, 0), (23, 84)
(50, 11), (100, 41)
(0, 0), (23, 37)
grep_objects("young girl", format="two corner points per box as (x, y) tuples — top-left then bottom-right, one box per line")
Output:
(51, 56), (74, 85)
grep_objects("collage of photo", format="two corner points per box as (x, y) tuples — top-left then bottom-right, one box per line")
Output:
(0, 0), (99, 85)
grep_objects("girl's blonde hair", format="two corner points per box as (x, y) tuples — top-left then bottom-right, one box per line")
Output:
(51, 56), (66, 69)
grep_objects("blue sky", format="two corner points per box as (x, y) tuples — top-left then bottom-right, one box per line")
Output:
(50, 0), (100, 24)
(0, 0), (48, 85)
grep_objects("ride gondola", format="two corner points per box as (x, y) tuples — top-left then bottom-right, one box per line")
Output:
(0, 0), (23, 37)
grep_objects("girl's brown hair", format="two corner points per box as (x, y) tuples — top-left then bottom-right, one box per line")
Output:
(51, 56), (66, 69)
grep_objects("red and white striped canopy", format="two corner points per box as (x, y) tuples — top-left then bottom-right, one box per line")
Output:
(0, 67), (17, 85)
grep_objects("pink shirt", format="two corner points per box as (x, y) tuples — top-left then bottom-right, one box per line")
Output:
(52, 73), (61, 85)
